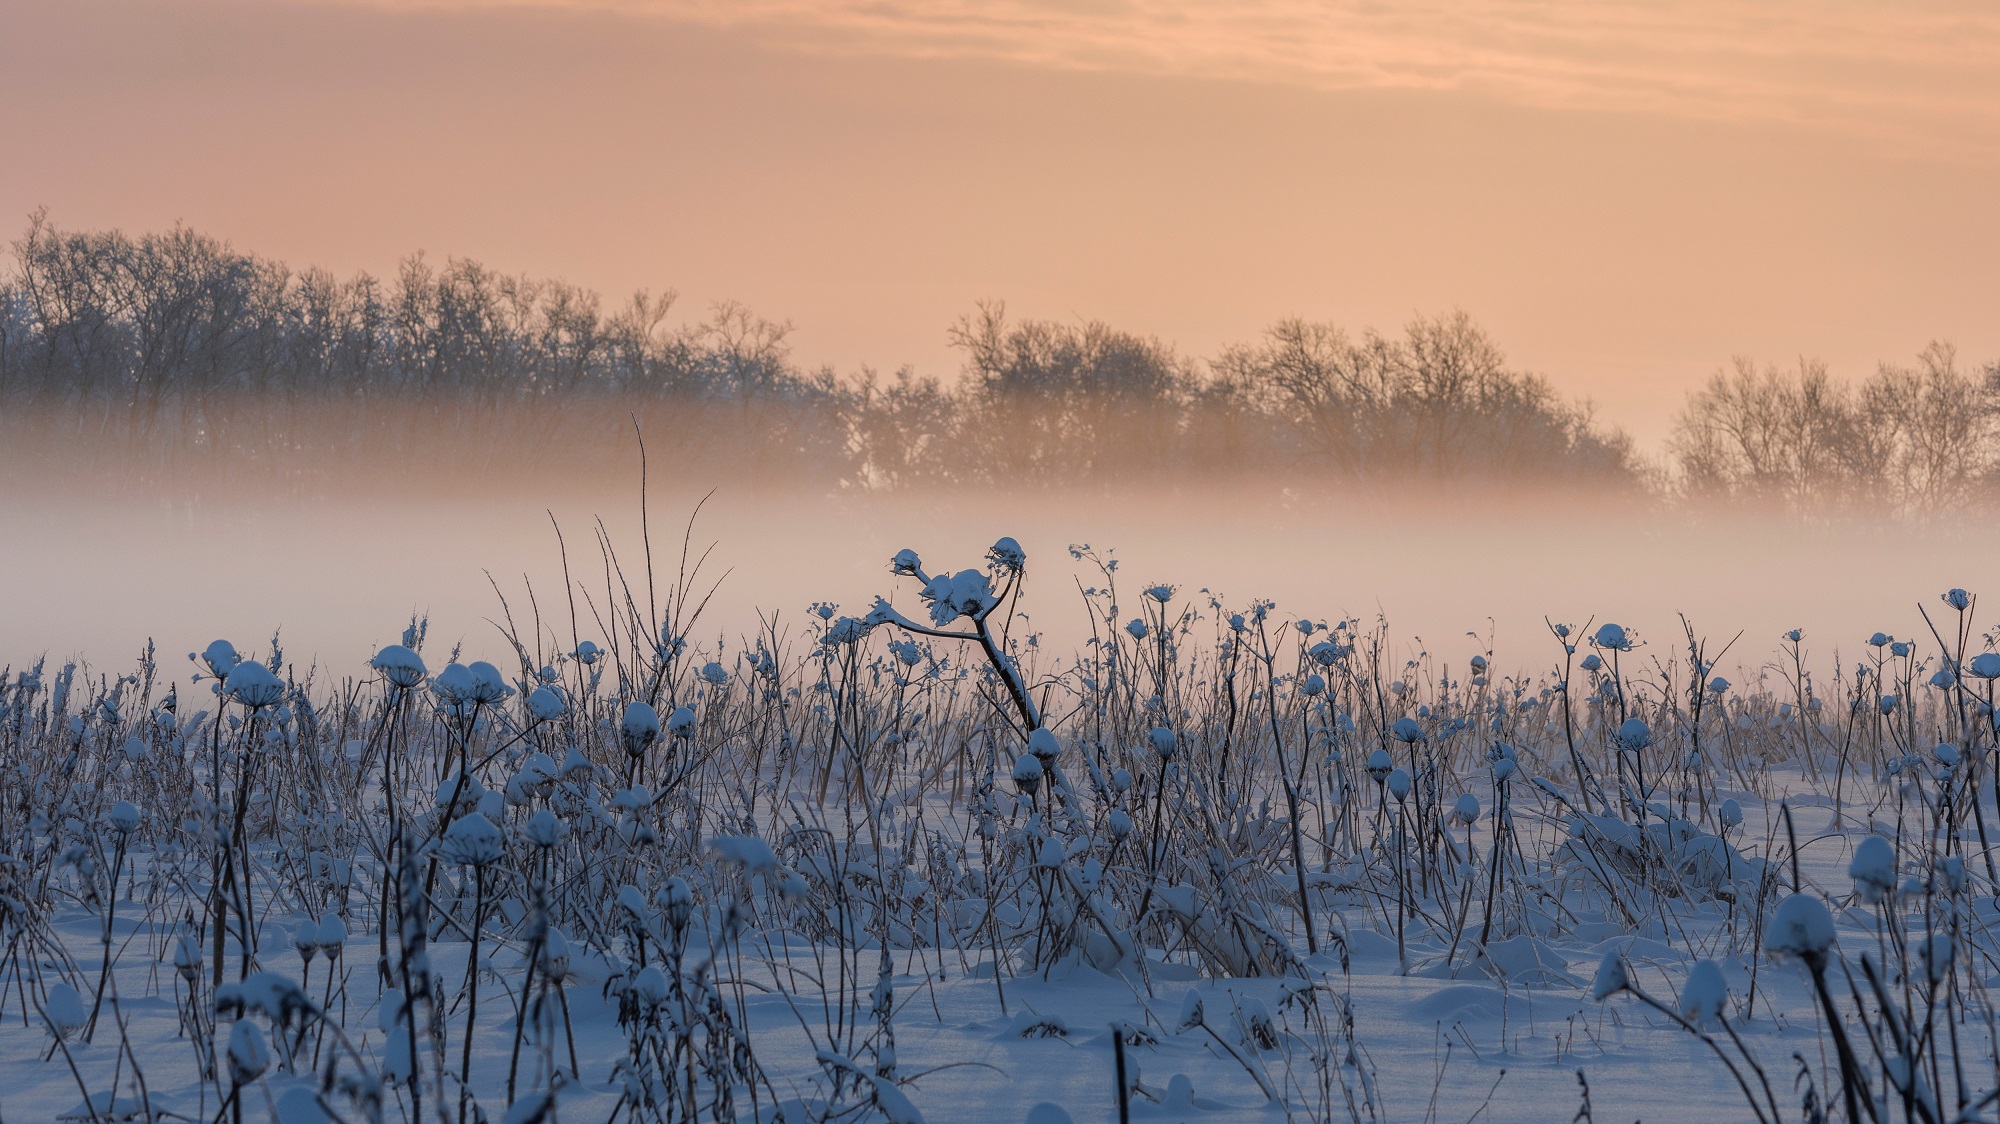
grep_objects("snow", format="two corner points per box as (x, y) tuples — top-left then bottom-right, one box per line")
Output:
(709, 833), (780, 872)
(226, 1018), (270, 1084)
(1678, 959), (1728, 1024)
(4, 561), (1998, 1124)
(919, 569), (998, 627)
(1027, 727), (1060, 760)
(1764, 893), (1838, 958)
(223, 661), (285, 708)
(526, 684), (567, 720)
(1847, 835), (1898, 902)
(441, 811), (506, 867)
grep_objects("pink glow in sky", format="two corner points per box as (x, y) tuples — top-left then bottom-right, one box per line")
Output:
(3, 0), (1996, 446)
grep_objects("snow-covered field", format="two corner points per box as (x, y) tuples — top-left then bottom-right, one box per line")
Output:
(1, 535), (1995, 1124)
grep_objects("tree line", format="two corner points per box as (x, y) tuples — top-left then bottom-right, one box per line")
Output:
(2, 212), (1992, 515)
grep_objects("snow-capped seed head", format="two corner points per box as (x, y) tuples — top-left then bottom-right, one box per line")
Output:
(441, 813), (505, 868)
(1366, 748), (1393, 782)
(1108, 808), (1133, 840)
(1929, 669), (1955, 690)
(920, 569), (998, 627)
(630, 965), (671, 1008)
(526, 685), (567, 721)
(539, 928), (571, 977)
(522, 751), (564, 784)
(572, 640), (600, 665)
(173, 935), (202, 982)
(1934, 742), (1960, 768)
(225, 662), (285, 710)
(1890, 640), (1911, 658)
(1708, 676), (1730, 694)
(295, 921), (321, 961)
(1302, 673), (1326, 697)
(1391, 717), (1424, 744)
(371, 644), (426, 688)
(1589, 952), (1629, 1000)
(1878, 693), (1898, 716)
(227, 1019), (270, 1085)
(45, 982), (85, 1037)
(987, 537), (1025, 573)
(1592, 623), (1630, 652)
(1385, 768), (1411, 801)
(1027, 727), (1060, 762)
(465, 661), (513, 705)
(710, 834), (780, 873)
(317, 915), (346, 957)
(1764, 894), (1837, 962)
(1615, 717), (1652, 753)
(1469, 654), (1488, 672)
(520, 808), (567, 849)
(1679, 960), (1728, 1024)
(1452, 794), (1480, 825)
(1868, 631), (1892, 648)
(1935, 855), (1966, 895)
(200, 640), (242, 678)
(1919, 935), (1954, 985)
(823, 616), (871, 646)
(613, 884), (651, 929)
(1309, 640), (1348, 666)
(104, 800), (141, 835)
(1148, 727), (1178, 759)
(1144, 584), (1174, 603)
(1037, 836), (1065, 869)
(667, 705), (696, 738)
(1011, 753), (1044, 795)
(1944, 588), (1971, 611)
(1580, 653), (1603, 673)
(1718, 799), (1742, 830)
(1126, 618), (1149, 640)
(1228, 613), (1246, 633)
(1849, 835), (1897, 903)
(1109, 767), (1132, 793)
(1968, 652), (2000, 680)
(432, 663), (476, 704)
(889, 548), (923, 576)
(659, 876), (695, 932)
(621, 702), (661, 758)
(435, 771), (484, 811)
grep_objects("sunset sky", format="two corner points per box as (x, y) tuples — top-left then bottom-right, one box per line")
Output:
(4, 0), (1996, 446)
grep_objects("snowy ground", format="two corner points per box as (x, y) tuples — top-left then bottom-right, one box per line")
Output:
(1, 773), (1987, 1124)
(2, 542), (1996, 1124)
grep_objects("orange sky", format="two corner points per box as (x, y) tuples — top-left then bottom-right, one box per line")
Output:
(3, 0), (1996, 447)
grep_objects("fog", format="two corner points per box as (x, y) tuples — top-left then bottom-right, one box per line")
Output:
(6, 474), (1990, 684)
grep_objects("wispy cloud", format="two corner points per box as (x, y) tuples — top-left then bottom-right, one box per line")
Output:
(367, 0), (2000, 159)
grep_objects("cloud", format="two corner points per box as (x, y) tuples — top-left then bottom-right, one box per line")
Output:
(360, 0), (2000, 160)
